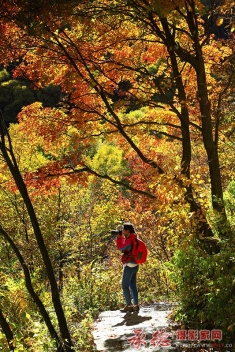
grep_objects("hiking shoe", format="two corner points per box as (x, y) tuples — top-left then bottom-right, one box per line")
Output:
(132, 304), (140, 311)
(120, 305), (133, 312)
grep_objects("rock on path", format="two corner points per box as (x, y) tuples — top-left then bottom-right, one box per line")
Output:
(92, 302), (178, 351)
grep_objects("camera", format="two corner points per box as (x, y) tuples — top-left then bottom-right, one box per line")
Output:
(111, 229), (122, 237)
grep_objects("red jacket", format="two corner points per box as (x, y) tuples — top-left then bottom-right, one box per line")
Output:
(116, 233), (137, 264)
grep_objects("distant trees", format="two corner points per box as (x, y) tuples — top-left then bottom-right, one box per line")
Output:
(0, 68), (62, 126)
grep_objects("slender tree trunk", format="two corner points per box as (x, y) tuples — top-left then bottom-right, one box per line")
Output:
(195, 56), (224, 212)
(160, 18), (218, 246)
(188, 2), (229, 236)
(0, 116), (73, 351)
(160, 5), (230, 238)
(0, 307), (14, 351)
(0, 225), (62, 349)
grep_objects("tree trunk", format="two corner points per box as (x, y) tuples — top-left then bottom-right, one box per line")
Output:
(186, 2), (229, 236)
(0, 117), (73, 351)
(159, 17), (220, 251)
(0, 307), (14, 351)
(0, 225), (62, 349)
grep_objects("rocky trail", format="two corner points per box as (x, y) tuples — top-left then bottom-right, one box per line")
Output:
(92, 302), (229, 352)
(92, 302), (180, 352)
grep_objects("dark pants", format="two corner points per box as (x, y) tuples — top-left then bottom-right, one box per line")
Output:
(122, 265), (139, 305)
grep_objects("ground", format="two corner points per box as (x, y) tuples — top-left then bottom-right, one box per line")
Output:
(92, 302), (228, 352)
(92, 302), (179, 351)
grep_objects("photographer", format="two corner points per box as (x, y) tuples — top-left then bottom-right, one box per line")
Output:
(115, 222), (139, 312)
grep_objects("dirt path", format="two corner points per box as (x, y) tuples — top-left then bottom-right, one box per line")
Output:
(92, 302), (233, 352)
(92, 302), (178, 351)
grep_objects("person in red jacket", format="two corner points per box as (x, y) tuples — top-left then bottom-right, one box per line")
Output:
(116, 222), (139, 312)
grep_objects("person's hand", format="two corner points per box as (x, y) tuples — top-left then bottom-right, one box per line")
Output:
(118, 232), (124, 238)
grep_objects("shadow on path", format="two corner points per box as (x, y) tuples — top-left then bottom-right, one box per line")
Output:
(114, 311), (152, 327)
(93, 303), (175, 351)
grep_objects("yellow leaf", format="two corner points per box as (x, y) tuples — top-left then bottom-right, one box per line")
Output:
(20, 297), (26, 310)
(216, 18), (224, 26)
(227, 324), (234, 332)
(188, 234), (193, 240)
